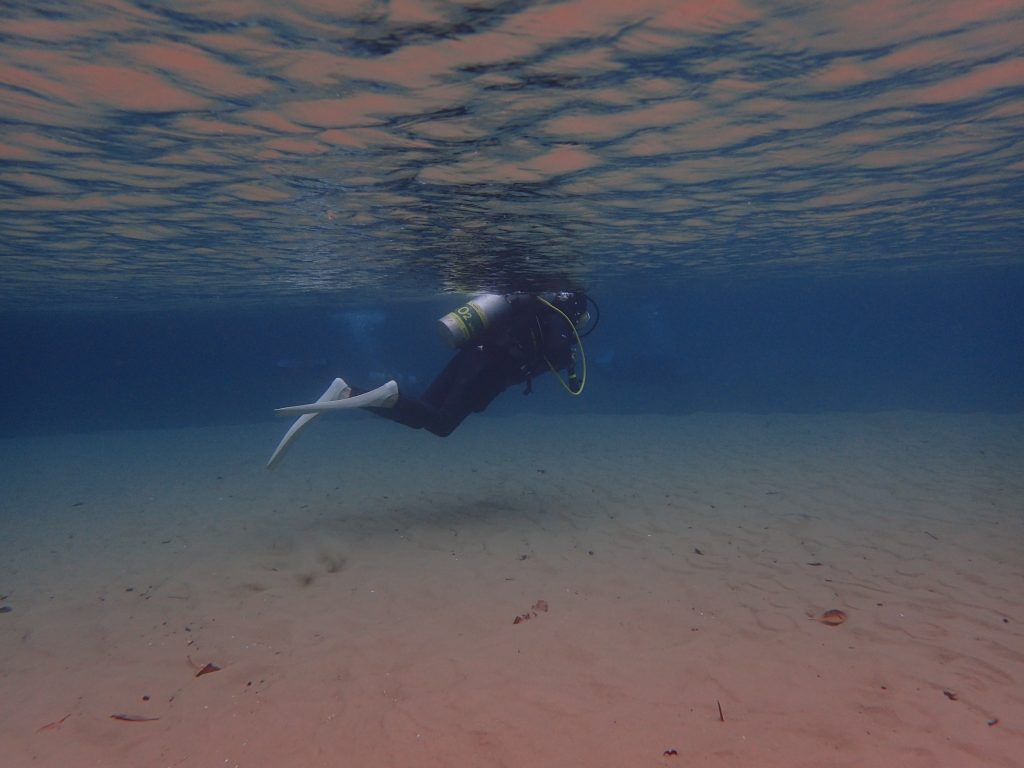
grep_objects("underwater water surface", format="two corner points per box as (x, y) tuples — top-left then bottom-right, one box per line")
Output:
(1, 0), (1022, 309)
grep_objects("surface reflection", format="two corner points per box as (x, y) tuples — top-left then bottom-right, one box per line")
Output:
(0, 0), (1022, 308)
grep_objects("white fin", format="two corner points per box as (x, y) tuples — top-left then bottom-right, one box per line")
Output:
(274, 380), (398, 416)
(266, 378), (351, 470)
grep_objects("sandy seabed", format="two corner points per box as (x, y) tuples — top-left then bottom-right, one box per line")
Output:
(1, 411), (1021, 768)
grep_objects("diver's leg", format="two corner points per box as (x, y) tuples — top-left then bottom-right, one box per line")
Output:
(365, 349), (500, 437)
(368, 397), (463, 437)
(363, 375), (475, 436)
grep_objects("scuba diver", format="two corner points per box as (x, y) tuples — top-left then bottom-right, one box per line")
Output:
(267, 290), (597, 468)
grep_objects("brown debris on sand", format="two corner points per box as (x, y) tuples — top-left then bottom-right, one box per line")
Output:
(513, 599), (550, 624)
(816, 609), (848, 626)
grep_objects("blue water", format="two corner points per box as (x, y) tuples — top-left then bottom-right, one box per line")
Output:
(1, 269), (1021, 438)
(1, 1), (1022, 431)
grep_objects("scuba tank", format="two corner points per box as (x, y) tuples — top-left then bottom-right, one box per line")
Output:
(436, 293), (511, 348)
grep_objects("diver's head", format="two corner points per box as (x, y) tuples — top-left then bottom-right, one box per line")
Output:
(548, 291), (590, 329)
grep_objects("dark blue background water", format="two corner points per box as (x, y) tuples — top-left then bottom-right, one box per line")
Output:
(3, 267), (1020, 438)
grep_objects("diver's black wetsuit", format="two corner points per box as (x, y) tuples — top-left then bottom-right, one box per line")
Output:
(364, 292), (587, 437)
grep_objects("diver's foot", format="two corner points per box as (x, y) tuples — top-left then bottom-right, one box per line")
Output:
(376, 380), (399, 408)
